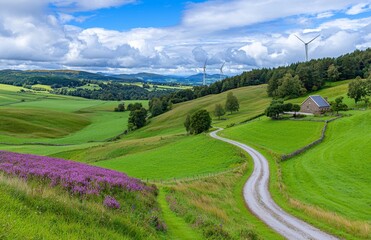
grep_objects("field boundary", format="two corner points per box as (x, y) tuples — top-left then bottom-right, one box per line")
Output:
(141, 164), (246, 185)
(281, 116), (342, 161)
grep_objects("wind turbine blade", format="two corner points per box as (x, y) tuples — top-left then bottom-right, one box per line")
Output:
(295, 35), (306, 44)
(307, 34), (320, 44)
(220, 62), (225, 71)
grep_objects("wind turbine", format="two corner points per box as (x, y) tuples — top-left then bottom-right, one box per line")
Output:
(295, 34), (320, 62)
(203, 59), (208, 86)
(220, 62), (225, 81)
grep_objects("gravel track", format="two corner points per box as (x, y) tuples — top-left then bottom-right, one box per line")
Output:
(210, 128), (338, 240)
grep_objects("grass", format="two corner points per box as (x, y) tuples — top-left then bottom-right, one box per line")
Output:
(161, 162), (281, 240)
(32, 84), (52, 91)
(1, 79), (366, 239)
(221, 117), (325, 154)
(222, 105), (370, 238)
(0, 174), (165, 240)
(127, 85), (270, 139)
(0, 85), (148, 144)
(279, 110), (371, 238)
(0, 108), (90, 138)
(93, 134), (245, 180)
(158, 188), (203, 239)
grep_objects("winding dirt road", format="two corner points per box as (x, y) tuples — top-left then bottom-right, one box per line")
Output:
(210, 128), (338, 240)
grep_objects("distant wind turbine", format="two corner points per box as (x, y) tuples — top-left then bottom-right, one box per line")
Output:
(220, 62), (225, 81)
(295, 34), (320, 62)
(203, 59), (208, 86)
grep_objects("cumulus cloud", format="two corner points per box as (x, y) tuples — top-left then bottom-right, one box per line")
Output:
(182, 0), (363, 32)
(346, 2), (371, 15)
(0, 0), (370, 74)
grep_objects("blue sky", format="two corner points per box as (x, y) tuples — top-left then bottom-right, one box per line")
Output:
(0, 0), (370, 75)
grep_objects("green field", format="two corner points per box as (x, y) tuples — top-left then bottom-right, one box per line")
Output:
(221, 96), (370, 238)
(93, 134), (244, 180)
(0, 174), (165, 240)
(221, 117), (325, 154)
(1, 79), (369, 239)
(280, 110), (371, 238)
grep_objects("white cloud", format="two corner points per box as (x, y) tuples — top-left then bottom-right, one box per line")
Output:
(50, 0), (136, 12)
(346, 2), (371, 15)
(0, 0), (370, 74)
(316, 12), (334, 19)
(182, 0), (362, 32)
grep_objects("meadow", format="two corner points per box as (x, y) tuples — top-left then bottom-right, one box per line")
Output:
(0, 152), (166, 240)
(220, 89), (370, 239)
(280, 110), (371, 238)
(1, 79), (369, 239)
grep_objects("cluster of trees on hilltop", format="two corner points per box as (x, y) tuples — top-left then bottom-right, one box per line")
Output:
(53, 82), (150, 100)
(0, 75), (84, 88)
(148, 48), (370, 117)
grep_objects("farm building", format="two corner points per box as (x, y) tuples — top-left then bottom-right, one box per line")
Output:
(300, 95), (330, 114)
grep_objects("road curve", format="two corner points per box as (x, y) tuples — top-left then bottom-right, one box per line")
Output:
(210, 128), (338, 240)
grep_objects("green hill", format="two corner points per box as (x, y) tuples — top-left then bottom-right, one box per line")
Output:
(0, 79), (369, 239)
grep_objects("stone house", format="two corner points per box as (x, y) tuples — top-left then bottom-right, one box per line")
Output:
(300, 95), (330, 114)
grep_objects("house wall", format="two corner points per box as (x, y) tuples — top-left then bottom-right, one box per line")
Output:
(300, 98), (321, 114)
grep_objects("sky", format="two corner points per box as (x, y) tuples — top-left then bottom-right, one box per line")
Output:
(0, 0), (370, 75)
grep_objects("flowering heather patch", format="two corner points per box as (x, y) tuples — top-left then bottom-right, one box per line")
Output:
(103, 196), (121, 209)
(0, 151), (147, 196)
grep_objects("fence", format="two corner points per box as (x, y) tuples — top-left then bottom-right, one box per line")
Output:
(281, 116), (342, 161)
(140, 164), (245, 185)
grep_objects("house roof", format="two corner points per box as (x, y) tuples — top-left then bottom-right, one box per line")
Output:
(308, 95), (330, 108)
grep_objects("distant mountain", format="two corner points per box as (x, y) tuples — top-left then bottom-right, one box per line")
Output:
(0, 69), (227, 86)
(113, 72), (226, 85)
(0, 69), (123, 82)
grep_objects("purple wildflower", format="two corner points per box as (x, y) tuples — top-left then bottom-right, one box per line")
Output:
(103, 196), (121, 209)
(0, 151), (149, 197)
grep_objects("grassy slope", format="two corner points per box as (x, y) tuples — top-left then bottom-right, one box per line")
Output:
(221, 83), (370, 239)
(0, 84), (148, 144)
(0, 174), (164, 240)
(2, 80), (366, 239)
(280, 110), (371, 238)
(129, 84), (270, 138)
(93, 134), (244, 180)
(221, 117), (325, 154)
(0, 108), (90, 138)
(158, 189), (203, 240)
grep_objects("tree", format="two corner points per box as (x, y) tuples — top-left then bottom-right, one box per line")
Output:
(184, 114), (191, 133)
(225, 92), (239, 114)
(348, 77), (367, 105)
(292, 104), (301, 117)
(276, 73), (307, 99)
(265, 99), (284, 120)
(330, 97), (348, 114)
(114, 103), (125, 112)
(149, 98), (164, 117)
(187, 110), (211, 134)
(127, 102), (143, 111)
(128, 107), (147, 131)
(214, 104), (225, 120)
(327, 64), (340, 82)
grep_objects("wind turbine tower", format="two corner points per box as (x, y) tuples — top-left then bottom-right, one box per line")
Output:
(220, 62), (225, 81)
(203, 59), (208, 86)
(295, 34), (320, 62)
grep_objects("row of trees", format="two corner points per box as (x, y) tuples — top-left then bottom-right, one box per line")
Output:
(150, 48), (370, 118)
(265, 100), (300, 119)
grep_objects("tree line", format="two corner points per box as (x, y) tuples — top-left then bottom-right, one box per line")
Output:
(148, 48), (370, 117)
